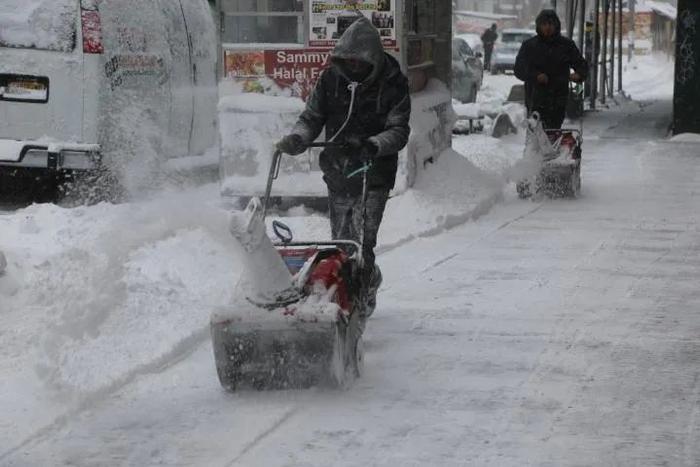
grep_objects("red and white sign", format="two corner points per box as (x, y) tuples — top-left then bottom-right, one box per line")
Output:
(224, 49), (333, 100)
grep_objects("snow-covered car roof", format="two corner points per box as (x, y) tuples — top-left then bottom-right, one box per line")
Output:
(454, 33), (482, 49)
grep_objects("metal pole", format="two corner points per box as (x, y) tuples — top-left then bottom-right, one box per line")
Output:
(609, 0), (616, 97)
(591, 0), (600, 109)
(600, 0), (609, 104)
(579, 0), (586, 51)
(566, 0), (575, 39)
(618, 0), (623, 91)
(628, 0), (635, 62)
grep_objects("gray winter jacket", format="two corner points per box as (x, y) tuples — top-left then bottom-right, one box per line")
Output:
(292, 17), (411, 195)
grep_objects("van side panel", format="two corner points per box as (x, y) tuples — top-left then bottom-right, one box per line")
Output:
(158, 0), (196, 159)
(82, 55), (101, 145)
(179, 0), (218, 157)
(98, 0), (171, 170)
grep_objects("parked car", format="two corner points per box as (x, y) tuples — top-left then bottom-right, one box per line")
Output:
(0, 0), (218, 199)
(452, 37), (484, 103)
(454, 33), (484, 56)
(491, 28), (536, 74)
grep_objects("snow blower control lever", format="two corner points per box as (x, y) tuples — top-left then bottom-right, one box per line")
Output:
(263, 142), (347, 219)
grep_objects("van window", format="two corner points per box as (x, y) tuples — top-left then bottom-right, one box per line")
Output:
(0, 0), (77, 52)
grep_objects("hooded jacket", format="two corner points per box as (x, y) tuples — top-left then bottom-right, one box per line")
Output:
(514, 10), (588, 100)
(292, 17), (411, 195)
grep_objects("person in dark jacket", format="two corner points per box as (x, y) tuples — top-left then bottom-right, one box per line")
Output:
(277, 16), (411, 320)
(481, 24), (498, 71)
(514, 9), (587, 129)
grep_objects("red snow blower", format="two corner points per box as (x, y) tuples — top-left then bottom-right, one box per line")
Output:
(210, 143), (368, 391)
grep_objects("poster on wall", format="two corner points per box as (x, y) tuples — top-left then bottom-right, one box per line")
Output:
(309, 0), (396, 48)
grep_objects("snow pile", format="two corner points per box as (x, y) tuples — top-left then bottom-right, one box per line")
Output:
(668, 133), (700, 143)
(622, 53), (674, 101)
(218, 93), (327, 198)
(380, 148), (503, 249)
(0, 186), (241, 446)
(0, 0), (76, 52)
(453, 132), (524, 176)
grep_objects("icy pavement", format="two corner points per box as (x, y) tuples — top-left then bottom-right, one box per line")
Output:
(3, 56), (699, 465)
(4, 113), (700, 465)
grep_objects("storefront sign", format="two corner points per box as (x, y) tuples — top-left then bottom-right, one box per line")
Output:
(224, 49), (332, 99)
(309, 0), (396, 48)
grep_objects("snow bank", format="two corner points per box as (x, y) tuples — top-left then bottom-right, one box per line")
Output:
(622, 53), (674, 101)
(380, 148), (503, 250)
(668, 133), (700, 143)
(0, 185), (241, 447)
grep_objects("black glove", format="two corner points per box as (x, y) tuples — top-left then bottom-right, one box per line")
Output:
(277, 134), (307, 155)
(347, 137), (379, 162)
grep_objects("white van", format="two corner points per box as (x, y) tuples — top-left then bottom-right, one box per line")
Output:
(0, 0), (218, 196)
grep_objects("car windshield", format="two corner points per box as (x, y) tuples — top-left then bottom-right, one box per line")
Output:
(0, 0), (77, 52)
(501, 32), (533, 44)
(452, 40), (473, 58)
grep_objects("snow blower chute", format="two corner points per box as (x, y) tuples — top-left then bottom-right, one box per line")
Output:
(210, 144), (367, 391)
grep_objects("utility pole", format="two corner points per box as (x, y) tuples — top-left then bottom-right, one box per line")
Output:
(591, 0), (600, 109)
(600, 0), (609, 104)
(609, 0), (616, 97)
(617, 0), (623, 91)
(628, 0), (635, 61)
(579, 0), (586, 52)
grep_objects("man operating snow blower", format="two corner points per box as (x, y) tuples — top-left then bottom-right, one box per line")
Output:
(513, 10), (587, 199)
(277, 16), (411, 328)
(514, 9), (587, 130)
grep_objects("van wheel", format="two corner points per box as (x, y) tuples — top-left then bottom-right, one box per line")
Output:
(0, 168), (61, 205)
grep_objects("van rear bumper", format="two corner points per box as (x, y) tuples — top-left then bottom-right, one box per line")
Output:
(0, 140), (101, 171)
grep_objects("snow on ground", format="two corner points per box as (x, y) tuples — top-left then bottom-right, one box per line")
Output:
(623, 53), (675, 101)
(2, 53), (696, 465)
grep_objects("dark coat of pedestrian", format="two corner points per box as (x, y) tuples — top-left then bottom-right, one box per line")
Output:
(514, 9), (587, 129)
(481, 24), (498, 70)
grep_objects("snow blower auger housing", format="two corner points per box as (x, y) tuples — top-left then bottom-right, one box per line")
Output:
(517, 112), (583, 199)
(210, 145), (367, 391)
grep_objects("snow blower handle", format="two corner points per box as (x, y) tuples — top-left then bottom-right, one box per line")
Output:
(263, 142), (348, 219)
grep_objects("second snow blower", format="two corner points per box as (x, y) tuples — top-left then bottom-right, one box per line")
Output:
(516, 112), (583, 199)
(210, 144), (368, 391)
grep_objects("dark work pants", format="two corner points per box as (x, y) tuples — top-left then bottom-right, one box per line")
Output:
(484, 46), (494, 70)
(528, 90), (568, 130)
(328, 188), (389, 275)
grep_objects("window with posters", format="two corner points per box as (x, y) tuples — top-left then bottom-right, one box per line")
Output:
(221, 0), (399, 98)
(309, 0), (396, 48)
(220, 0), (304, 44)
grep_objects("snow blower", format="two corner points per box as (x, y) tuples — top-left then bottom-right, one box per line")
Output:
(210, 143), (367, 391)
(516, 112), (582, 199)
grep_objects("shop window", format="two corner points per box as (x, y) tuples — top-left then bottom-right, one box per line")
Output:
(406, 0), (437, 68)
(221, 0), (304, 44)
